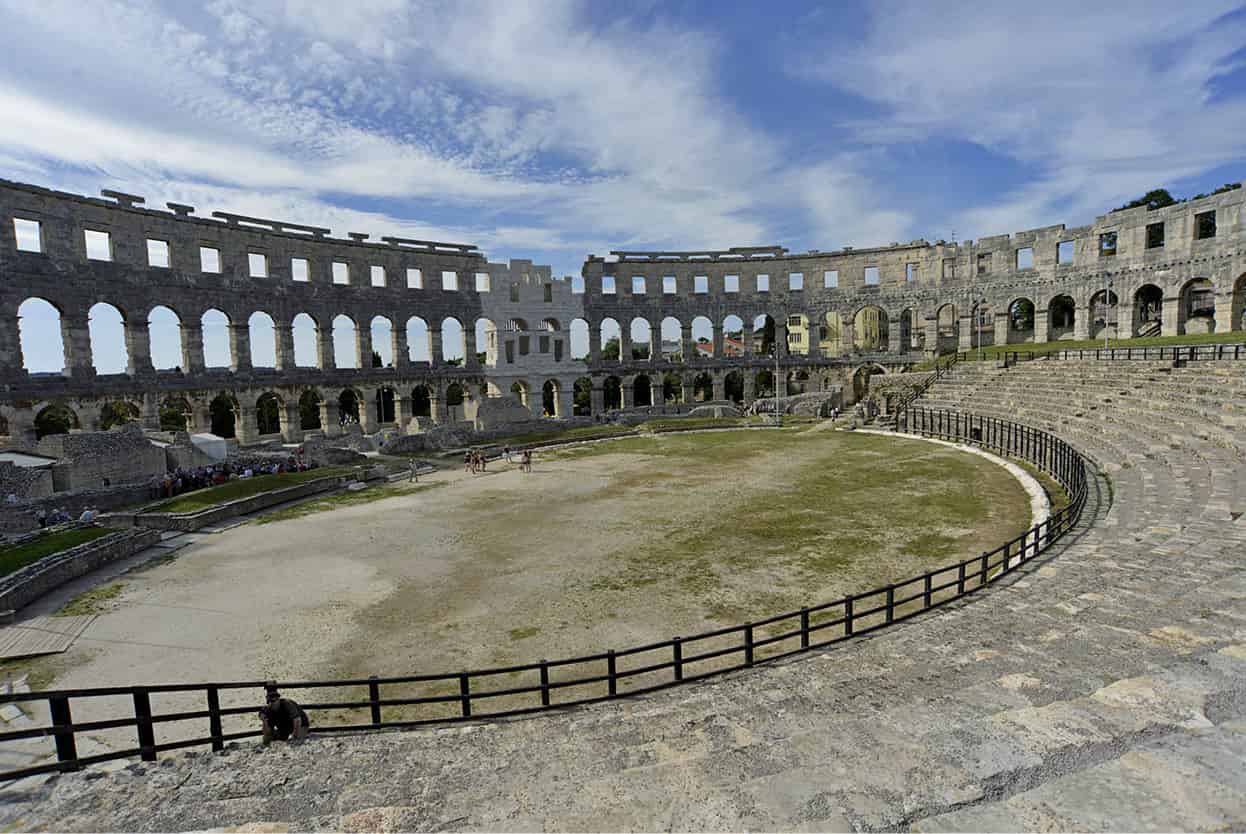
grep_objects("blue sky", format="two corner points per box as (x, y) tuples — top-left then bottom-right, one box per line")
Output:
(4, 0), (1246, 371)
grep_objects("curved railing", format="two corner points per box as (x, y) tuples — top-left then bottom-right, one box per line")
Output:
(0, 408), (1088, 781)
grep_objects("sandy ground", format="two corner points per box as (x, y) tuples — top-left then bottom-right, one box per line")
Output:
(8, 426), (1034, 752)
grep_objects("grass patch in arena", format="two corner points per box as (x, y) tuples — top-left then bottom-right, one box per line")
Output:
(254, 480), (448, 524)
(56, 581), (126, 616)
(143, 467), (355, 514)
(0, 526), (116, 580)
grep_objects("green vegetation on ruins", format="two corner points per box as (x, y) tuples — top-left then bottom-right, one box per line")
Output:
(912, 330), (1246, 370)
(56, 581), (126, 617)
(0, 526), (116, 580)
(143, 467), (355, 514)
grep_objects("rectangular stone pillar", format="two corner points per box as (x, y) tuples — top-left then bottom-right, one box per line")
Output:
(392, 328), (409, 371)
(1034, 309), (1049, 345)
(235, 406), (259, 444)
(589, 326), (602, 364)
(887, 324), (901, 355)
(1073, 305), (1090, 341)
(682, 379), (695, 404)
(775, 322), (788, 356)
(712, 325), (723, 358)
(712, 375), (725, 401)
(356, 327), (374, 370)
(591, 384), (605, 415)
(125, 322), (154, 375)
(743, 374), (755, 403)
(957, 316), (973, 350)
(1162, 297), (1180, 337)
(650, 379), (663, 407)
(429, 330), (443, 367)
(619, 329), (632, 363)
(994, 313), (1009, 348)
(319, 401), (342, 437)
(358, 390), (378, 432)
(923, 317), (938, 358)
(229, 324), (252, 371)
(61, 315), (94, 378)
(280, 403), (303, 443)
(273, 324), (294, 370)
(808, 321), (820, 357)
(463, 326), (478, 369)
(317, 329), (335, 370)
(620, 380), (633, 408)
(557, 388), (573, 418)
(680, 326), (692, 363)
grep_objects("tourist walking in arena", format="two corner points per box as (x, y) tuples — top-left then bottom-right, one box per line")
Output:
(408, 459), (419, 483)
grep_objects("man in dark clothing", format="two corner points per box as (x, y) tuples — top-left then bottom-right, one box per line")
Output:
(260, 689), (309, 743)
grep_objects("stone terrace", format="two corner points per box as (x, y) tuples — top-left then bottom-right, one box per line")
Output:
(1, 361), (1245, 831)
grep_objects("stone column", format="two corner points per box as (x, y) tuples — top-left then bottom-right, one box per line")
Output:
(1161, 296), (1180, 337)
(557, 387), (573, 418)
(125, 321), (154, 376)
(650, 378), (664, 407)
(61, 314), (94, 378)
(1215, 291), (1234, 333)
(681, 377), (695, 404)
(743, 373), (755, 403)
(140, 392), (160, 430)
(358, 389), (378, 433)
(619, 327), (632, 363)
(463, 326), (478, 369)
(229, 324), (252, 372)
(279, 403), (303, 442)
(235, 406), (259, 445)
(182, 323), (206, 373)
(994, 312), (1009, 347)
(191, 402), (212, 434)
(808, 318), (821, 357)
(590, 384), (605, 415)
(957, 315), (973, 350)
(775, 320), (788, 356)
(712, 374), (725, 401)
(620, 378), (633, 408)
(429, 329), (443, 367)
(1073, 304), (1090, 341)
(712, 324), (723, 358)
(429, 386), (446, 423)
(319, 400), (342, 437)
(392, 327), (409, 371)
(589, 324), (602, 364)
(744, 324), (755, 357)
(0, 304), (23, 381)
(356, 326), (374, 371)
(680, 325), (692, 363)
(887, 322), (901, 355)
(394, 394), (412, 433)
(317, 327), (335, 370)
(273, 324), (294, 370)
(1034, 309), (1050, 344)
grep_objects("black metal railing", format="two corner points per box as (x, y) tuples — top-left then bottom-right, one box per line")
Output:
(0, 407), (1087, 782)
(995, 343), (1246, 363)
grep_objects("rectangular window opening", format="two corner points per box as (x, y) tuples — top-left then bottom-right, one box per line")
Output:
(756, 274), (769, 293)
(292, 258), (310, 282)
(864, 266), (880, 286)
(632, 276), (646, 295)
(543, 283), (553, 303)
(905, 263), (917, 282)
(724, 274), (739, 293)
(1015, 247), (1033, 270)
(509, 283), (520, 302)
(788, 272), (803, 291)
(474, 272), (489, 292)
(249, 252), (268, 278)
(663, 275), (677, 295)
(1057, 240), (1074, 264)
(200, 246), (221, 274)
(333, 261), (350, 285)
(441, 270), (458, 291)
(602, 275), (616, 295)
(571, 276), (585, 295)
(824, 269), (839, 288)
(84, 229), (112, 262)
(695, 275), (708, 294)
(1146, 222), (1165, 249)
(406, 267), (423, 289)
(371, 265), (387, 287)
(1195, 211), (1216, 240)
(13, 218), (42, 253)
(1099, 232), (1117, 257)
(147, 239), (170, 268)
(976, 253), (992, 275)
(943, 259), (957, 279)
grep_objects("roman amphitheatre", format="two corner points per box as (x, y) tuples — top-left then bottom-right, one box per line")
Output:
(0, 176), (1242, 832)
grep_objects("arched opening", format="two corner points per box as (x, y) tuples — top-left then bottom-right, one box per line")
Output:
(633, 374), (652, 407)
(662, 372), (683, 404)
(898, 308), (914, 353)
(34, 403), (79, 439)
(1180, 278), (1216, 334)
(18, 298), (64, 374)
(248, 311), (277, 368)
(445, 383), (465, 420)
(852, 365), (885, 402)
(510, 381), (530, 408)
(1008, 298), (1035, 344)
(375, 386), (396, 424)
(475, 318), (497, 366)
(853, 306), (889, 352)
(908, 309), (925, 352)
(573, 377), (593, 415)
(209, 393), (237, 438)
(821, 311), (843, 358)
(256, 392), (282, 435)
(602, 376), (622, 410)
(755, 369), (775, 398)
(936, 304), (958, 353)
(201, 309), (232, 369)
(411, 385), (432, 418)
(785, 313), (810, 355)
(160, 397), (191, 431)
(753, 314), (775, 357)
(787, 370), (810, 395)
(332, 315), (359, 369)
(693, 372), (714, 402)
(1089, 290), (1119, 340)
(147, 305), (182, 370)
(406, 317), (431, 364)
(570, 318), (590, 360)
(99, 400), (139, 430)
(691, 316), (713, 359)
(88, 302), (126, 374)
(542, 380), (558, 417)
(1048, 295), (1075, 340)
(660, 316), (682, 361)
(1133, 284), (1164, 336)
(724, 370), (744, 403)
(371, 316), (394, 368)
(722, 315), (744, 357)
(630, 318), (652, 361)
(1233, 273), (1246, 332)
(298, 389), (322, 430)
(970, 301), (993, 348)
(600, 318), (622, 361)
(441, 318), (465, 365)
(292, 313), (319, 367)
(338, 389), (361, 426)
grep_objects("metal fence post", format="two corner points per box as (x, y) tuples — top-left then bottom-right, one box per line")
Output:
(607, 650), (617, 697)
(133, 688), (157, 762)
(844, 597), (854, 637)
(207, 687), (224, 752)
(980, 551), (990, 586)
(924, 573), (932, 608)
(957, 561), (966, 595)
(744, 625), (754, 667)
(368, 676), (382, 725)
(672, 637), (683, 681)
(48, 696), (79, 772)
(539, 660), (551, 707)
(885, 585), (895, 624)
(800, 608), (810, 649)
(458, 673), (471, 718)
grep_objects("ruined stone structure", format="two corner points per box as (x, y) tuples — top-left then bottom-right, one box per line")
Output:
(2, 178), (1244, 450)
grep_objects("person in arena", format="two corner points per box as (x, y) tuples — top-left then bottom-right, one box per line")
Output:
(259, 687), (309, 743)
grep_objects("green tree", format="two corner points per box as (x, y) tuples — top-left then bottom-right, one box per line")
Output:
(159, 403), (188, 431)
(601, 337), (620, 361)
(1116, 189), (1178, 211)
(371, 350), (383, 368)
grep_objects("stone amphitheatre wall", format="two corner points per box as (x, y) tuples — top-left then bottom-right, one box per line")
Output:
(1, 178), (1245, 447)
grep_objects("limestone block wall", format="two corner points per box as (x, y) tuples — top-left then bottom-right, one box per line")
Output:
(0, 526), (160, 613)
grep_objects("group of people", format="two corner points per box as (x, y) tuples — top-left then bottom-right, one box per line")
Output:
(464, 446), (534, 475)
(151, 457), (319, 500)
(34, 506), (78, 527)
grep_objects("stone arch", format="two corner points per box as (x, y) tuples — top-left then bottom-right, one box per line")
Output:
(1048, 295), (1076, 340)
(332, 315), (360, 369)
(209, 392), (237, 438)
(691, 316), (713, 358)
(475, 318), (498, 366)
(934, 303), (958, 352)
(99, 400), (140, 430)
(754, 369), (775, 398)
(256, 392), (283, 436)
(852, 364), (886, 402)
(147, 305), (183, 370)
(298, 389), (323, 430)
(411, 384), (432, 418)
(786, 369), (810, 396)
(753, 314), (776, 357)
(662, 371), (683, 404)
(338, 389), (361, 425)
(541, 317), (560, 332)
(821, 311), (843, 358)
(693, 372), (714, 402)
(1233, 273), (1246, 332)
(853, 305), (889, 352)
(371, 316), (394, 368)
(1133, 284), (1164, 336)
(600, 317), (622, 361)
(898, 308), (914, 353)
(18, 297), (65, 374)
(1008, 298), (1035, 344)
(659, 316), (681, 361)
(603, 375), (623, 410)
(248, 311), (278, 368)
(406, 316), (431, 364)
(441, 317), (465, 365)
(969, 300), (993, 349)
(1089, 289), (1119, 340)
(1179, 278), (1216, 334)
(541, 379), (559, 417)
(292, 313), (319, 367)
(34, 402), (79, 439)
(375, 386), (396, 423)
(159, 396), (192, 431)
(572, 376), (593, 415)
(201, 308), (232, 369)
(510, 381), (530, 408)
(724, 370), (745, 403)
(630, 318), (652, 361)
(632, 374), (652, 407)
(722, 315), (744, 357)
(445, 382), (466, 420)
(87, 301), (127, 375)
(569, 318), (590, 360)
